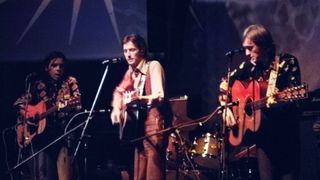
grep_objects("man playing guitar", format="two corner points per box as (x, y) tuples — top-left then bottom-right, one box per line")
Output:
(110, 34), (170, 180)
(219, 24), (302, 180)
(14, 51), (81, 180)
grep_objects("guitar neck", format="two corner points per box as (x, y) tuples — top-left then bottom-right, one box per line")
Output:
(247, 83), (307, 110)
(39, 106), (58, 120)
(250, 97), (268, 110)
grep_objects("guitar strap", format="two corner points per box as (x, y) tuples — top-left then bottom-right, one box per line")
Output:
(266, 56), (280, 97)
(135, 64), (148, 96)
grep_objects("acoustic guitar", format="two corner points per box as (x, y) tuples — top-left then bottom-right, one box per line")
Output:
(118, 90), (150, 140)
(228, 80), (308, 146)
(17, 97), (80, 147)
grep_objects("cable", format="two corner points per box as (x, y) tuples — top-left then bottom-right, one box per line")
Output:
(64, 109), (109, 134)
(2, 128), (14, 180)
(64, 111), (90, 134)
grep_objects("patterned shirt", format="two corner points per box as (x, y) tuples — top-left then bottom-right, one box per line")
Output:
(14, 75), (81, 129)
(220, 53), (301, 102)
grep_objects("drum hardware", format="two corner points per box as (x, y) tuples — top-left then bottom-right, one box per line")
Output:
(228, 157), (259, 180)
(189, 133), (221, 169)
(232, 144), (256, 161)
(166, 169), (213, 180)
(130, 101), (227, 179)
(166, 129), (202, 180)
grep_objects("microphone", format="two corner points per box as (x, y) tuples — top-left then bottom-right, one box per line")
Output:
(25, 72), (38, 92)
(225, 48), (244, 57)
(102, 57), (123, 64)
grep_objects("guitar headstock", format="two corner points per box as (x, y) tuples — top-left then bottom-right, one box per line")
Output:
(277, 83), (308, 101)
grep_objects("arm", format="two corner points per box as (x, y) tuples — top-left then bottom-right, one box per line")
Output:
(219, 78), (236, 127)
(144, 61), (165, 108)
(13, 90), (33, 147)
(218, 61), (250, 127)
(66, 76), (82, 113)
(110, 70), (132, 124)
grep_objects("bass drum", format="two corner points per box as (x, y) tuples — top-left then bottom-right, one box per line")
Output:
(190, 133), (221, 169)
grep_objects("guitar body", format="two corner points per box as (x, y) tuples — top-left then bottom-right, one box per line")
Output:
(118, 90), (148, 142)
(228, 80), (308, 146)
(17, 97), (80, 147)
(229, 80), (261, 146)
(22, 101), (47, 146)
(119, 106), (146, 142)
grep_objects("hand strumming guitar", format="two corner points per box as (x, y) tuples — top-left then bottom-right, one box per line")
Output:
(110, 91), (164, 125)
(219, 79), (237, 127)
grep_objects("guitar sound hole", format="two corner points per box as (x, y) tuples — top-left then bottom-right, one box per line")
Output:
(245, 99), (253, 116)
(231, 125), (239, 136)
(27, 124), (38, 134)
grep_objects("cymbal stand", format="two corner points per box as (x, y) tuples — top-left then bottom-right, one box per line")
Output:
(171, 129), (200, 180)
(178, 131), (201, 180)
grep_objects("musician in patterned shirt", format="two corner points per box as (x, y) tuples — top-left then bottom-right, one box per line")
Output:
(14, 51), (81, 180)
(220, 24), (302, 180)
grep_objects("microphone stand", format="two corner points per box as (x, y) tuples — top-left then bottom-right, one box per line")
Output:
(220, 53), (235, 180)
(72, 64), (110, 179)
(7, 111), (94, 173)
(3, 73), (37, 179)
(130, 107), (220, 144)
(16, 73), (34, 178)
(129, 102), (237, 147)
(7, 68), (111, 177)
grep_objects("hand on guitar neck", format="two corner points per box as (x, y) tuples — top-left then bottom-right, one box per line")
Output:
(123, 90), (163, 109)
(266, 88), (279, 108)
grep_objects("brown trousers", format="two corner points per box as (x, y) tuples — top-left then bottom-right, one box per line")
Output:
(133, 108), (165, 180)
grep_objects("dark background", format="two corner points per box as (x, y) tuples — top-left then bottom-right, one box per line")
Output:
(1, 0), (320, 179)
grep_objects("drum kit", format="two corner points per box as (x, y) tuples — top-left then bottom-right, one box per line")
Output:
(166, 96), (258, 180)
(166, 130), (222, 169)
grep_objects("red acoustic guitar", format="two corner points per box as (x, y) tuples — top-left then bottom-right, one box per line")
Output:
(228, 80), (307, 146)
(17, 97), (80, 147)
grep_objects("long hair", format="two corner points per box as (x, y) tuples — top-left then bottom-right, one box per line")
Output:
(122, 34), (148, 58)
(243, 24), (276, 60)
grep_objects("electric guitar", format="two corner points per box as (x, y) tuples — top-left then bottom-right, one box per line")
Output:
(17, 97), (80, 147)
(228, 80), (308, 146)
